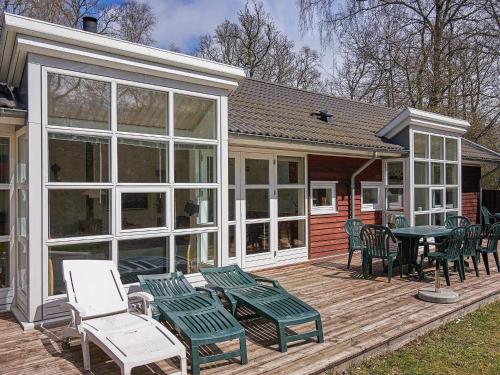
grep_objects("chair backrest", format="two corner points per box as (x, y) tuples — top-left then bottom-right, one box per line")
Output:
(344, 219), (363, 248)
(464, 224), (482, 256)
(63, 260), (128, 319)
(360, 224), (397, 258)
(138, 272), (196, 299)
(481, 206), (491, 225)
(445, 215), (470, 229)
(394, 215), (410, 229)
(444, 227), (466, 258)
(200, 265), (256, 289)
(485, 223), (500, 252)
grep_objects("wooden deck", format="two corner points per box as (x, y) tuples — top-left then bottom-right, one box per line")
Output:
(0, 253), (499, 375)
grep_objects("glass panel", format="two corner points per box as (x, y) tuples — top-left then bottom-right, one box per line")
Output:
(277, 156), (304, 184)
(386, 188), (403, 210)
(175, 232), (217, 274)
(17, 133), (27, 184)
(121, 192), (165, 230)
(245, 159), (268, 184)
(431, 163), (444, 185)
(48, 242), (110, 296)
(246, 189), (269, 219)
(0, 190), (9, 236)
(414, 133), (428, 158)
(174, 143), (216, 183)
(228, 225), (236, 258)
(17, 240), (27, 293)
(312, 187), (332, 207)
(48, 133), (109, 182)
(431, 189), (444, 209)
(278, 189), (305, 217)
(48, 189), (110, 238)
(446, 211), (459, 219)
(228, 189), (235, 222)
(118, 237), (168, 284)
(17, 190), (27, 238)
(174, 94), (216, 139)
(174, 188), (216, 229)
(386, 161), (403, 185)
(0, 138), (9, 184)
(362, 187), (379, 206)
(118, 138), (167, 183)
(246, 222), (270, 255)
(0, 242), (8, 288)
(431, 136), (444, 159)
(47, 73), (110, 130)
(117, 85), (168, 135)
(278, 220), (305, 250)
(228, 158), (235, 185)
(446, 138), (458, 161)
(446, 188), (458, 209)
(414, 214), (429, 226)
(446, 164), (458, 185)
(414, 161), (428, 185)
(414, 188), (429, 211)
(431, 212), (445, 226)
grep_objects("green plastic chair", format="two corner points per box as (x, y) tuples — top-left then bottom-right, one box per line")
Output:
(427, 227), (466, 286)
(344, 219), (364, 269)
(462, 224), (482, 279)
(200, 265), (324, 353)
(481, 206), (496, 228)
(445, 215), (470, 228)
(477, 222), (500, 275)
(138, 272), (247, 375)
(394, 215), (410, 229)
(360, 225), (401, 282)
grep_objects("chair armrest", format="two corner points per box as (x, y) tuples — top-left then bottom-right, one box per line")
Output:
(195, 286), (220, 302)
(128, 292), (154, 316)
(252, 275), (282, 288)
(63, 301), (87, 317)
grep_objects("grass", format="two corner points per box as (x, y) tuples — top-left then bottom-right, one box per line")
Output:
(339, 301), (500, 375)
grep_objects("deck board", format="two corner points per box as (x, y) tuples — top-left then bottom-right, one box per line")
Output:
(0, 252), (498, 375)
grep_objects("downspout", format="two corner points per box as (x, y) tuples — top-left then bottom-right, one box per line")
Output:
(479, 163), (499, 224)
(351, 151), (379, 219)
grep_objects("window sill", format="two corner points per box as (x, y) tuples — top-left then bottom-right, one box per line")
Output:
(311, 209), (338, 216)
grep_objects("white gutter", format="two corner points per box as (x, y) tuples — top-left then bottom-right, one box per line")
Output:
(351, 152), (379, 219)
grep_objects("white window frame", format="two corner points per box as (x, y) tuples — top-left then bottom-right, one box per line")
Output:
(310, 181), (337, 215)
(384, 159), (405, 212)
(361, 181), (383, 212)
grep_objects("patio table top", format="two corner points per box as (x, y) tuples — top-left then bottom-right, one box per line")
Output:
(392, 225), (452, 238)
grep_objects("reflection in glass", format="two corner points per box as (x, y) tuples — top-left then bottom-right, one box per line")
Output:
(431, 136), (444, 159)
(246, 222), (270, 255)
(228, 189), (235, 221)
(0, 242), (8, 288)
(446, 138), (458, 161)
(362, 187), (379, 205)
(175, 232), (217, 274)
(118, 138), (167, 183)
(117, 85), (168, 135)
(446, 188), (458, 209)
(174, 189), (216, 229)
(48, 242), (110, 295)
(414, 214), (429, 226)
(432, 189), (444, 209)
(47, 73), (110, 130)
(246, 189), (269, 219)
(0, 138), (9, 184)
(431, 212), (445, 226)
(414, 188), (429, 211)
(245, 159), (268, 184)
(0, 190), (9, 236)
(414, 161), (428, 184)
(277, 156), (304, 184)
(49, 189), (110, 238)
(278, 220), (305, 250)
(386, 188), (403, 210)
(48, 133), (109, 182)
(118, 237), (168, 284)
(431, 163), (443, 185)
(228, 225), (236, 258)
(121, 192), (165, 230)
(446, 164), (458, 185)
(312, 188), (332, 207)
(174, 143), (216, 183)
(174, 94), (216, 139)
(278, 189), (304, 217)
(386, 161), (403, 185)
(414, 133), (428, 158)
(228, 158), (235, 185)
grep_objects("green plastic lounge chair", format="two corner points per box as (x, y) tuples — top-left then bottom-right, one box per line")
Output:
(477, 222), (500, 275)
(344, 219), (364, 269)
(200, 265), (324, 353)
(139, 272), (247, 375)
(360, 224), (401, 282)
(462, 224), (481, 278)
(445, 215), (470, 228)
(427, 227), (466, 286)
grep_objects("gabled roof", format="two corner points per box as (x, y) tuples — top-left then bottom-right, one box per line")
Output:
(228, 78), (405, 152)
(462, 139), (500, 163)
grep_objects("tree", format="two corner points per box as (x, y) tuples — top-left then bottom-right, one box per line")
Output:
(197, 1), (323, 90)
(0, 0), (156, 44)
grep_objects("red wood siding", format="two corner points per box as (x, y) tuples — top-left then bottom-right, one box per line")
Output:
(461, 165), (481, 224)
(308, 155), (383, 259)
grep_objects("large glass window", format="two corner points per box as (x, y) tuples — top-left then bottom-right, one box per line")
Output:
(278, 220), (305, 250)
(414, 133), (428, 158)
(174, 143), (216, 183)
(0, 242), (8, 288)
(174, 188), (216, 229)
(120, 192), (166, 231)
(47, 73), (110, 130)
(277, 156), (304, 184)
(278, 189), (305, 217)
(414, 162), (428, 185)
(361, 182), (382, 211)
(117, 85), (168, 135)
(431, 136), (444, 159)
(174, 94), (216, 139)
(431, 163), (444, 185)
(384, 160), (404, 217)
(118, 138), (167, 183)
(445, 138), (458, 161)
(310, 181), (337, 215)
(245, 159), (269, 184)
(246, 222), (269, 255)
(175, 232), (217, 274)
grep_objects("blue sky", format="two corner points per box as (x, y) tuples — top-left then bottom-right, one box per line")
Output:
(111, 0), (335, 72)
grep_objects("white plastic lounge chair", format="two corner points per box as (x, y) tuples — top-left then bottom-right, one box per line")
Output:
(62, 260), (187, 375)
